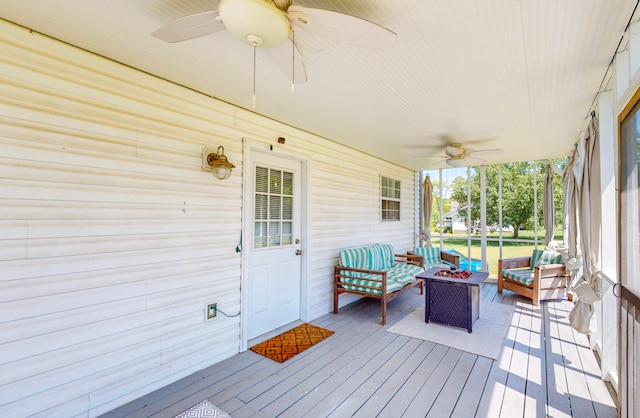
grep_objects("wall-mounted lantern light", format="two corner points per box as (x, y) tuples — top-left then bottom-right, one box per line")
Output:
(202, 146), (235, 180)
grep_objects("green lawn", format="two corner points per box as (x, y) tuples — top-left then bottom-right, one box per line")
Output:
(431, 229), (562, 277)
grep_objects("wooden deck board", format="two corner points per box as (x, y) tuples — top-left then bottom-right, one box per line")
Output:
(544, 301), (573, 417)
(450, 355), (493, 418)
(393, 347), (463, 417)
(352, 341), (438, 418)
(103, 283), (617, 418)
(425, 351), (478, 417)
(324, 338), (424, 418)
(523, 302), (549, 418)
(262, 331), (399, 417)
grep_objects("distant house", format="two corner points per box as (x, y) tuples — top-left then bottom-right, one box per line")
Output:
(442, 202), (468, 233)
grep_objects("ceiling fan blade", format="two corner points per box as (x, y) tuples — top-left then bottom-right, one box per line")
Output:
(287, 6), (396, 49)
(152, 11), (225, 43)
(268, 38), (307, 83)
(411, 154), (448, 159)
(466, 149), (504, 157)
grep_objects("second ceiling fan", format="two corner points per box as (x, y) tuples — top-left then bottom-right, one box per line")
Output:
(434, 143), (504, 168)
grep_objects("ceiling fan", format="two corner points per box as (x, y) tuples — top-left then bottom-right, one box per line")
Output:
(151, 0), (397, 101)
(432, 143), (504, 167)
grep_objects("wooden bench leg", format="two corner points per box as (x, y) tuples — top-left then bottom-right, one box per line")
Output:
(381, 299), (387, 325)
(532, 273), (541, 306)
(333, 289), (339, 314)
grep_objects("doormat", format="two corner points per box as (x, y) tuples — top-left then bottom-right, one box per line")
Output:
(173, 399), (231, 418)
(250, 323), (334, 363)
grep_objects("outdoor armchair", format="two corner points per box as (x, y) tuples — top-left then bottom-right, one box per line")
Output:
(498, 249), (569, 306)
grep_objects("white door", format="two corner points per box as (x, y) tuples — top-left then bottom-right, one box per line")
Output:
(245, 150), (303, 340)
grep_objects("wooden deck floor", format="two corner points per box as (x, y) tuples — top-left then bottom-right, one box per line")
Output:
(103, 283), (617, 418)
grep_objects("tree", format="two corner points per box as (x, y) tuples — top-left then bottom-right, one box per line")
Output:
(448, 161), (565, 238)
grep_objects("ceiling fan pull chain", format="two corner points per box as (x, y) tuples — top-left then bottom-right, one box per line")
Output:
(252, 41), (257, 109)
(291, 27), (295, 94)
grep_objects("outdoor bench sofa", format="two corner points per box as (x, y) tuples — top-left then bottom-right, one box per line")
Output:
(498, 248), (569, 306)
(333, 243), (428, 325)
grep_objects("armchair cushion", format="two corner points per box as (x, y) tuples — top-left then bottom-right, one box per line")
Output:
(410, 247), (454, 269)
(530, 249), (562, 270)
(501, 268), (535, 286)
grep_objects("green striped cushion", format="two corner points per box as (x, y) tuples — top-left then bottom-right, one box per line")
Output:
(430, 263), (455, 270)
(501, 269), (535, 285)
(530, 249), (562, 270)
(339, 247), (372, 269)
(370, 243), (395, 270)
(384, 263), (423, 285)
(341, 276), (403, 295)
(413, 247), (442, 266)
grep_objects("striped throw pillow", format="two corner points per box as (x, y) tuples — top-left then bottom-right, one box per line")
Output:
(339, 247), (373, 270)
(370, 243), (395, 270)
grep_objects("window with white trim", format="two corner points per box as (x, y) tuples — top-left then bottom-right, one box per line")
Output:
(381, 176), (400, 221)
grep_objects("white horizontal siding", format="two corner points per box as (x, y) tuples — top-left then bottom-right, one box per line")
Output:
(0, 19), (416, 417)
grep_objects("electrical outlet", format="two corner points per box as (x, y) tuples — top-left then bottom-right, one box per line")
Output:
(206, 303), (217, 320)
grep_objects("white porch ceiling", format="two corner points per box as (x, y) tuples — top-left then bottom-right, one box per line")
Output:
(1, 0), (637, 170)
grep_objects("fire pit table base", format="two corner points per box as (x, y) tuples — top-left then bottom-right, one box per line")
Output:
(417, 267), (489, 333)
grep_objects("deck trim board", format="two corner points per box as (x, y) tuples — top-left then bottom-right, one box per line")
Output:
(102, 284), (617, 418)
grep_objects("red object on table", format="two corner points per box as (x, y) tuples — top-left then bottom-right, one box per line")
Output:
(433, 269), (473, 279)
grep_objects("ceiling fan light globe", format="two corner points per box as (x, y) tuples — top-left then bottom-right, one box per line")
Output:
(219, 0), (290, 48)
(446, 158), (466, 168)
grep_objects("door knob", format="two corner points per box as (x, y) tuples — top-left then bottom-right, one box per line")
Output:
(295, 249), (302, 255)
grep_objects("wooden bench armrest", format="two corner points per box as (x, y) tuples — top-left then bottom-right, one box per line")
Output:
(535, 263), (566, 278)
(499, 256), (532, 270)
(396, 253), (424, 267)
(406, 250), (460, 268)
(334, 266), (385, 279)
(440, 251), (460, 268)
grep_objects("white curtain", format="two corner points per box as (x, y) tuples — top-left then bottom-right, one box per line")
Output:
(543, 164), (555, 245)
(568, 114), (602, 334)
(420, 176), (434, 247)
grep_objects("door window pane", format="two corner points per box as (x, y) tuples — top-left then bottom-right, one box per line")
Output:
(254, 222), (267, 248)
(254, 166), (295, 248)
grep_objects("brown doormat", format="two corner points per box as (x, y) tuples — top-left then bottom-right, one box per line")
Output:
(250, 323), (334, 363)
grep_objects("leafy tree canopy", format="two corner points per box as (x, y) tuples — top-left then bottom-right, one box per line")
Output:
(446, 160), (565, 238)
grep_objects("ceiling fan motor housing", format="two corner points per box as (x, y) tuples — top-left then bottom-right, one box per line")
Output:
(219, 0), (291, 48)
